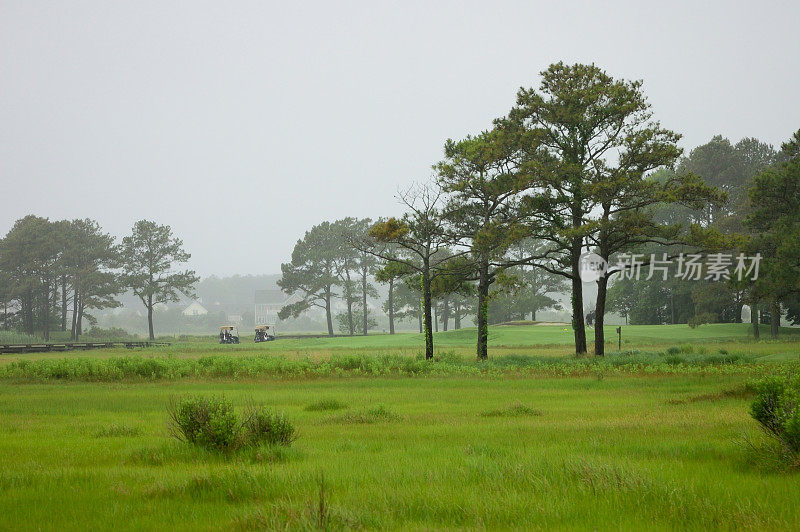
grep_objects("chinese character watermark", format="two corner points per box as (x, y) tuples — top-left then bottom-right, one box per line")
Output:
(578, 252), (761, 283)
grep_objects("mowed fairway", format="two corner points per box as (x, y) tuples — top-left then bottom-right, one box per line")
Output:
(2, 324), (800, 530)
(4, 323), (799, 363)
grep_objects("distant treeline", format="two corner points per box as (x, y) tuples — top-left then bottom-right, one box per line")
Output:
(0, 218), (197, 341)
(276, 62), (800, 359)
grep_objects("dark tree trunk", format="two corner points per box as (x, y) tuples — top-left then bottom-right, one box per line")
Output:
(50, 280), (58, 338)
(418, 311), (422, 334)
(77, 300), (85, 338)
(770, 300), (780, 338)
(476, 260), (490, 361)
(594, 275), (608, 356)
(347, 299), (354, 336)
(422, 265), (433, 360)
(670, 293), (675, 324)
(388, 278), (395, 335)
(434, 305), (438, 333)
(146, 294), (154, 341)
(324, 289), (334, 337)
(454, 301), (461, 330)
(751, 300), (760, 340)
(361, 268), (368, 336)
(70, 288), (78, 340)
(531, 309), (537, 321)
(42, 285), (50, 341)
(570, 278), (587, 354)
(61, 275), (67, 332)
(570, 238), (587, 354)
(24, 290), (34, 335)
(442, 296), (449, 332)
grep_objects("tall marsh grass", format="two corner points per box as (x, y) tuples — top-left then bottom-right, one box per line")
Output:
(0, 349), (777, 383)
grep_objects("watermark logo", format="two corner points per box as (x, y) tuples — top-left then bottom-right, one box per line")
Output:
(579, 252), (608, 282)
(613, 252), (761, 282)
(578, 252), (762, 282)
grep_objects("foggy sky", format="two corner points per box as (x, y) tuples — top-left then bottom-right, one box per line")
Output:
(2, 0), (799, 277)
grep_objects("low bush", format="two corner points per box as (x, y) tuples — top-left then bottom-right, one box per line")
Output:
(168, 395), (296, 453)
(83, 326), (134, 340)
(169, 395), (239, 452)
(241, 404), (297, 446)
(305, 399), (347, 411)
(750, 375), (800, 456)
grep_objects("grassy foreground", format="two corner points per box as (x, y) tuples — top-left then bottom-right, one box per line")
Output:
(1, 323), (800, 529)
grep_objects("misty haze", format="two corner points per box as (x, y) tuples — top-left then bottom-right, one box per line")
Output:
(2, 1), (800, 530)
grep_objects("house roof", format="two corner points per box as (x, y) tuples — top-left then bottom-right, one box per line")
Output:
(254, 289), (295, 304)
(183, 301), (208, 313)
(255, 289), (282, 304)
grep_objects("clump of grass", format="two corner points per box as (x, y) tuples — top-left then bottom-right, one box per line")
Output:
(433, 351), (463, 364)
(480, 403), (542, 417)
(94, 424), (141, 438)
(241, 404), (297, 447)
(666, 346), (681, 355)
(250, 444), (298, 464)
(749, 376), (800, 462)
(168, 395), (296, 453)
(668, 384), (755, 405)
(0, 330), (39, 344)
(336, 405), (399, 424)
(565, 459), (650, 493)
(305, 398), (347, 412)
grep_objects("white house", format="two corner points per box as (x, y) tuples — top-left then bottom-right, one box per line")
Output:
(254, 289), (300, 324)
(182, 301), (208, 316)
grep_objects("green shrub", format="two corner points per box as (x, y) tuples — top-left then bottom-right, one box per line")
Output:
(664, 355), (686, 365)
(169, 395), (239, 452)
(665, 346), (681, 355)
(750, 376), (800, 455)
(242, 405), (297, 447)
(167, 395), (297, 453)
(83, 326), (134, 340)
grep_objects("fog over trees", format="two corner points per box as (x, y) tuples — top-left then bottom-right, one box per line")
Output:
(1, 63), (798, 358)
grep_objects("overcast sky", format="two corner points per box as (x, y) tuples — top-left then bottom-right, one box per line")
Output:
(2, 0), (799, 277)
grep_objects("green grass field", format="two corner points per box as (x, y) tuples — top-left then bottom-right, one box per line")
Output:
(1, 323), (799, 529)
